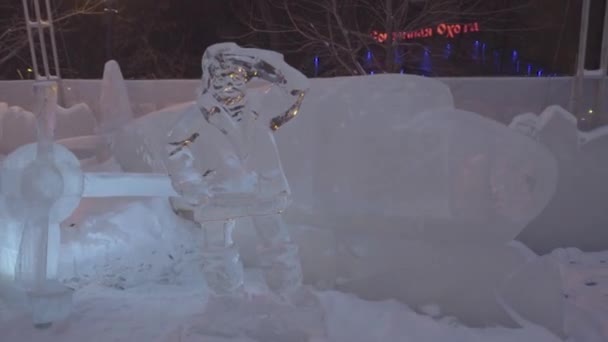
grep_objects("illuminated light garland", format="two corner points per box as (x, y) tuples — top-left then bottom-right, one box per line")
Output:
(371, 22), (481, 43)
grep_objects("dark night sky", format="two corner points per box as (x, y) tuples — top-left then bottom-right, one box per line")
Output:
(1, 0), (606, 79)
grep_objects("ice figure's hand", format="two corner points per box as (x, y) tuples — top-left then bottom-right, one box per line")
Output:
(168, 166), (211, 207)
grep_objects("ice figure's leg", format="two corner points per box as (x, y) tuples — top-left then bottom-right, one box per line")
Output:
(201, 219), (244, 295)
(253, 214), (302, 296)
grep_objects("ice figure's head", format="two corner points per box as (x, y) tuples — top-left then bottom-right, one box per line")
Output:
(201, 42), (288, 93)
(198, 42), (310, 132)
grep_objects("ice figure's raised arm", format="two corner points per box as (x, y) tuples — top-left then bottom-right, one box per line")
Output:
(234, 46), (309, 131)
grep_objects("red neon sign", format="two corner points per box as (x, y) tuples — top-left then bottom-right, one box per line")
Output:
(372, 22), (480, 43)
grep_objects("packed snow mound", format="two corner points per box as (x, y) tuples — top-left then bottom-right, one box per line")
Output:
(59, 198), (203, 290)
(0, 102), (96, 154)
(0, 283), (564, 342)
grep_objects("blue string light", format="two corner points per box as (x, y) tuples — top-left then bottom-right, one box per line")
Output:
(356, 37), (557, 76)
(444, 43), (452, 59)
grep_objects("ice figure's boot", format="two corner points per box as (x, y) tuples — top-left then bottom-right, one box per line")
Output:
(200, 219), (244, 296)
(253, 214), (302, 296)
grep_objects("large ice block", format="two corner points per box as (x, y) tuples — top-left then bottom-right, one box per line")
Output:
(514, 106), (608, 252)
(315, 108), (558, 244)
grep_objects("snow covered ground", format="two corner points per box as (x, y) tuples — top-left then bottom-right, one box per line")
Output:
(0, 195), (606, 341)
(0, 282), (568, 342)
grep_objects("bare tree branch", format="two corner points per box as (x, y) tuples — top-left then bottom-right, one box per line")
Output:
(228, 0), (535, 76)
(0, 0), (105, 77)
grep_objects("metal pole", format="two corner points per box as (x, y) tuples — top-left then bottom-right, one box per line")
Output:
(570, 0), (591, 115)
(21, 0), (60, 80)
(45, 0), (61, 78)
(595, 0), (608, 118)
(22, 0), (40, 78)
(32, 0), (51, 79)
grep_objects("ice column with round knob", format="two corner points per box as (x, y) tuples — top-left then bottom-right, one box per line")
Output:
(0, 81), (182, 327)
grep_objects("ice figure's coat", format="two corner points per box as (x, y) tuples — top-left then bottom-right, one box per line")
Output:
(165, 42), (309, 213)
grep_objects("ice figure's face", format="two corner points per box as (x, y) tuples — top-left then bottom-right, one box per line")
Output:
(201, 49), (248, 100)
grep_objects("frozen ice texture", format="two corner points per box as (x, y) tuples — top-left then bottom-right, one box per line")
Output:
(165, 42), (308, 296)
(0, 105), (37, 154)
(0, 82), (83, 327)
(27, 279), (74, 327)
(0, 102), (95, 156)
(252, 215), (302, 295)
(513, 106), (608, 252)
(98, 60), (134, 134)
(316, 107), (558, 244)
(179, 286), (326, 341)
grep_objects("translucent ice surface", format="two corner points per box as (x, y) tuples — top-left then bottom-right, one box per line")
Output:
(164, 43), (308, 296)
(98, 60), (134, 134)
(316, 107), (558, 244)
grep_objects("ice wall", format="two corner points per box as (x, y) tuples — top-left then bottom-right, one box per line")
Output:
(0, 103), (96, 155)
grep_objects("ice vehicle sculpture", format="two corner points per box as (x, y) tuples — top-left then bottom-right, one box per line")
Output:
(165, 42), (309, 295)
(107, 70), (569, 334)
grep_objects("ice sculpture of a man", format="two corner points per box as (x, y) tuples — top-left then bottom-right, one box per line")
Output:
(165, 43), (308, 296)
